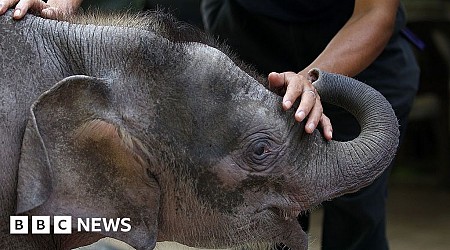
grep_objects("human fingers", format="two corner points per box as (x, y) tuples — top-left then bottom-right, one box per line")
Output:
(269, 71), (333, 139)
(0, 1), (5, 15)
(319, 114), (333, 141)
(282, 72), (312, 112)
(13, 0), (35, 19)
(299, 89), (333, 140)
(302, 95), (333, 139)
(268, 72), (286, 89)
(267, 71), (288, 97)
(43, 0), (79, 20)
(300, 88), (321, 129)
(13, 0), (48, 19)
(0, 0), (19, 15)
(288, 74), (331, 137)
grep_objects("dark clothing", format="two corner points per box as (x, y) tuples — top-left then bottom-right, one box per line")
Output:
(235, 0), (354, 22)
(80, 0), (204, 29)
(201, 0), (419, 249)
(81, 0), (146, 11)
(145, 0), (204, 29)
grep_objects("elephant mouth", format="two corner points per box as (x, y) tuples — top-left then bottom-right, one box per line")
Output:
(254, 204), (307, 249)
(268, 206), (302, 221)
(264, 206), (308, 250)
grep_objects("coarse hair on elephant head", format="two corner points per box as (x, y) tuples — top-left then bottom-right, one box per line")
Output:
(8, 10), (399, 250)
(64, 9), (267, 86)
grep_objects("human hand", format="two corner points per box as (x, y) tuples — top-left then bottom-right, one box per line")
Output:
(268, 71), (333, 141)
(0, 0), (78, 20)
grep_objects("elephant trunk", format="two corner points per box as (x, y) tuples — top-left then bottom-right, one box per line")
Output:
(306, 69), (399, 203)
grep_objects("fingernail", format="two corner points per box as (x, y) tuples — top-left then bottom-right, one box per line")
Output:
(296, 110), (305, 121)
(283, 100), (292, 109)
(308, 123), (315, 131)
(14, 9), (21, 17)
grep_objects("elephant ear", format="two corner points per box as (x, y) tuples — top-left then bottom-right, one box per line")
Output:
(17, 75), (160, 249)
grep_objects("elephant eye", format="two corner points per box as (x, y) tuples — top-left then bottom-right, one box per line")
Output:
(243, 137), (280, 171)
(253, 141), (270, 157)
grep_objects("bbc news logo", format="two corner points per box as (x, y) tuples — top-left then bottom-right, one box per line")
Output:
(10, 216), (131, 234)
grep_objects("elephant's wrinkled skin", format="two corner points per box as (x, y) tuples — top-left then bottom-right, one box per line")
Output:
(0, 10), (399, 250)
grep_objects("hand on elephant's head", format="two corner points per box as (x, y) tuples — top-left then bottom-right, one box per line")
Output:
(0, 0), (80, 20)
(268, 71), (333, 141)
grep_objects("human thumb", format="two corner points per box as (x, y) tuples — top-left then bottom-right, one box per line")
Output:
(268, 72), (286, 89)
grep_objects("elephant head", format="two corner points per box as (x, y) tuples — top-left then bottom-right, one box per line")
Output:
(14, 23), (398, 250)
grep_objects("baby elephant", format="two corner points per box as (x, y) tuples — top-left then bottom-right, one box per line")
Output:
(0, 10), (398, 250)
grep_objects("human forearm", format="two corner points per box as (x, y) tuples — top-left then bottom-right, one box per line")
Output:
(268, 0), (399, 140)
(300, 0), (399, 77)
